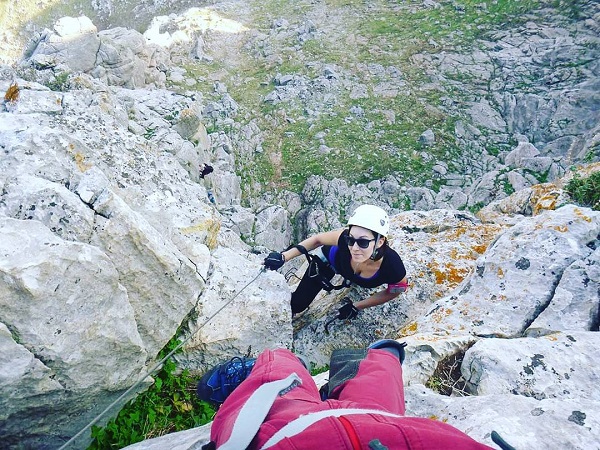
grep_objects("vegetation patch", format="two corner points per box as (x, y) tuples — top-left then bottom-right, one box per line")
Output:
(4, 0), (590, 203)
(221, 0), (553, 198)
(565, 171), (600, 211)
(425, 350), (470, 396)
(88, 338), (215, 449)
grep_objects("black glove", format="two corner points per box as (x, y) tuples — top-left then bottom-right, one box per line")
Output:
(337, 298), (359, 320)
(263, 252), (285, 270)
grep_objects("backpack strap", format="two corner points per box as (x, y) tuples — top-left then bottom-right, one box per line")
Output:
(218, 373), (302, 450)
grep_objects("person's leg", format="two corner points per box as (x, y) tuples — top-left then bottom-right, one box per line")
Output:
(209, 349), (321, 446)
(290, 259), (335, 314)
(324, 341), (406, 414)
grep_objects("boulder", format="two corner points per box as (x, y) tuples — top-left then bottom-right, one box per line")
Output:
(0, 217), (147, 449)
(462, 332), (600, 401)
(28, 16), (100, 73)
(410, 205), (600, 338)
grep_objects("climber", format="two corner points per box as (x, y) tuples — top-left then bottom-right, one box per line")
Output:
(199, 163), (216, 204)
(196, 339), (495, 450)
(199, 163), (214, 179)
(263, 204), (408, 319)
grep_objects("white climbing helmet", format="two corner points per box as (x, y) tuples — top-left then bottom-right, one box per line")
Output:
(347, 204), (390, 236)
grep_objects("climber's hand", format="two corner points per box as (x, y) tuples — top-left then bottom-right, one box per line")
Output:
(263, 252), (285, 270)
(337, 297), (359, 320)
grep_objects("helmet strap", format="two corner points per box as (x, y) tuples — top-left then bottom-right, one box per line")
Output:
(370, 233), (380, 260)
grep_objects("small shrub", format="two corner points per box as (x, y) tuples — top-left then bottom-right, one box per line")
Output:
(47, 71), (71, 92)
(310, 364), (329, 376)
(467, 202), (484, 214)
(503, 180), (515, 196)
(143, 127), (157, 140)
(88, 338), (215, 449)
(425, 351), (469, 397)
(565, 171), (600, 211)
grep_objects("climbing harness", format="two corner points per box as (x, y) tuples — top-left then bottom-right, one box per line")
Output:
(292, 244), (352, 292)
(58, 267), (267, 450)
(283, 245), (355, 335)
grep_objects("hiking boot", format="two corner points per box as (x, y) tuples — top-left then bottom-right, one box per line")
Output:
(196, 356), (256, 406)
(368, 339), (407, 364)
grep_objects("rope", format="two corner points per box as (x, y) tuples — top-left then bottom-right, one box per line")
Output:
(58, 267), (267, 450)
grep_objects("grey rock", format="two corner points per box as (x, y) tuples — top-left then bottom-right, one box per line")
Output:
(178, 247), (293, 372)
(462, 332), (600, 401)
(528, 247), (600, 332)
(28, 17), (100, 73)
(506, 169), (533, 192)
(467, 99), (507, 133)
(505, 141), (540, 167)
(405, 385), (600, 450)
(414, 205), (600, 338)
(419, 129), (435, 146)
(254, 205), (292, 250)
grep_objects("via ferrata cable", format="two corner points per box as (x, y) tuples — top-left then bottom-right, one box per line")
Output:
(58, 267), (267, 450)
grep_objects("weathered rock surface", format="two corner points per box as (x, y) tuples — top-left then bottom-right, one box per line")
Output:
(0, 72), (291, 448)
(124, 204), (599, 450)
(409, 205), (599, 338)
(0, 218), (148, 449)
(176, 246), (294, 372)
(0, 1), (599, 449)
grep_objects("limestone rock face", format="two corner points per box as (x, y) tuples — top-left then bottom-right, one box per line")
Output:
(0, 72), (290, 447)
(0, 217), (148, 449)
(0, 2), (598, 449)
(404, 385), (600, 450)
(178, 247), (294, 371)
(28, 16), (100, 73)
(24, 16), (169, 88)
(462, 332), (600, 401)
(412, 205), (600, 338)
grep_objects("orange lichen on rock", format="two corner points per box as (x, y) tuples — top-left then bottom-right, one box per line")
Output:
(528, 183), (564, 215)
(181, 216), (221, 249)
(429, 261), (471, 287)
(444, 225), (468, 240)
(574, 208), (592, 223)
(472, 243), (488, 254)
(399, 321), (418, 336)
(431, 308), (453, 323)
(4, 82), (19, 104)
(74, 152), (92, 172)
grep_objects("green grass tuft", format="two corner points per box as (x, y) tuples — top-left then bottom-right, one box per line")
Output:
(565, 171), (600, 211)
(87, 338), (215, 449)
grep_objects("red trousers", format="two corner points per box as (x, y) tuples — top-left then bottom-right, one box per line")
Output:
(210, 348), (493, 450)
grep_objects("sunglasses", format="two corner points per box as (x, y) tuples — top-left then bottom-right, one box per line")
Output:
(345, 235), (376, 249)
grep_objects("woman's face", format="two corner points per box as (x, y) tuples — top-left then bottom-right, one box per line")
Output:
(347, 226), (377, 263)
